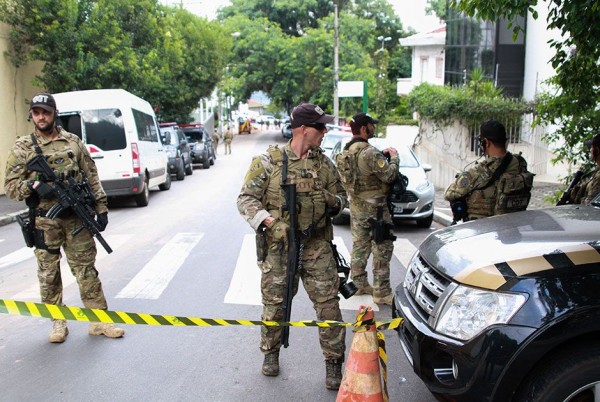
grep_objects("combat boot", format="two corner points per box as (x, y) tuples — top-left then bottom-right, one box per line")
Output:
(355, 283), (373, 296)
(89, 323), (125, 338)
(325, 359), (343, 390)
(49, 319), (69, 343)
(373, 292), (393, 306)
(262, 351), (280, 377)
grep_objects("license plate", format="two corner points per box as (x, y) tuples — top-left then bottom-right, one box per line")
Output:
(393, 203), (403, 213)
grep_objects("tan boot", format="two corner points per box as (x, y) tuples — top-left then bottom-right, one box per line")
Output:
(325, 359), (343, 390)
(262, 351), (280, 377)
(373, 293), (393, 306)
(355, 283), (373, 296)
(49, 319), (69, 343)
(89, 323), (125, 338)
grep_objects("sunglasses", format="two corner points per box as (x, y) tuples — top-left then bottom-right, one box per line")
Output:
(304, 123), (327, 131)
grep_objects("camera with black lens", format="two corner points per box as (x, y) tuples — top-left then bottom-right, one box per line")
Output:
(339, 274), (358, 299)
(331, 242), (357, 299)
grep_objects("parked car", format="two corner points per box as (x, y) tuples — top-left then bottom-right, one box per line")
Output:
(257, 114), (275, 126)
(159, 123), (193, 180)
(179, 123), (215, 169)
(330, 137), (434, 227)
(281, 122), (292, 139)
(393, 193), (600, 402)
(321, 130), (352, 160)
(55, 88), (171, 207)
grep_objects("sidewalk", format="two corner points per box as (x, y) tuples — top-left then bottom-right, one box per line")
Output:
(0, 181), (561, 228)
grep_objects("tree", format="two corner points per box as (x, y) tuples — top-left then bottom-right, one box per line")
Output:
(450, 0), (600, 167)
(426, 0), (447, 21)
(0, 0), (229, 122)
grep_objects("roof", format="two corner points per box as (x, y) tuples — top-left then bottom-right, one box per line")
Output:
(399, 25), (446, 47)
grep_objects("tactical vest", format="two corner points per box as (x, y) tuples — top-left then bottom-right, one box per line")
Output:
(468, 153), (534, 217)
(263, 145), (331, 237)
(336, 141), (383, 197)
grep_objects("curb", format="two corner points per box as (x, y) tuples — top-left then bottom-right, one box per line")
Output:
(0, 209), (28, 228)
(433, 210), (453, 227)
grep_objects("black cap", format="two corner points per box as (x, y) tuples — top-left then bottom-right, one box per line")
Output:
(350, 112), (378, 129)
(290, 103), (334, 128)
(583, 133), (600, 147)
(30, 93), (57, 112)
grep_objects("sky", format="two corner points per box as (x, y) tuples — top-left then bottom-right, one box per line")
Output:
(160, 0), (441, 33)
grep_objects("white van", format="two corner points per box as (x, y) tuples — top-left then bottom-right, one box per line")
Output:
(53, 89), (171, 207)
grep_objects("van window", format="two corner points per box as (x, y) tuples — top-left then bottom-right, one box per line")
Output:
(132, 108), (159, 142)
(84, 108), (127, 151)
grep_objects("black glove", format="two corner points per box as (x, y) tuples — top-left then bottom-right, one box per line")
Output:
(32, 182), (56, 199)
(96, 212), (108, 232)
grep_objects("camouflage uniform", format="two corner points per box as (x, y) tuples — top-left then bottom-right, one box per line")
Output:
(237, 141), (347, 360)
(211, 132), (220, 154)
(340, 138), (399, 297)
(445, 154), (527, 220)
(571, 167), (600, 205)
(224, 129), (233, 154)
(4, 128), (109, 310)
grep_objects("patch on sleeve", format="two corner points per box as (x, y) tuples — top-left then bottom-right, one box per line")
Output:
(458, 175), (470, 188)
(377, 159), (386, 169)
(243, 157), (266, 184)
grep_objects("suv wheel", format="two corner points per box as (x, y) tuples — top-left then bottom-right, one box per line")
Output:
(176, 159), (185, 180)
(515, 343), (600, 402)
(185, 158), (193, 175)
(202, 151), (210, 169)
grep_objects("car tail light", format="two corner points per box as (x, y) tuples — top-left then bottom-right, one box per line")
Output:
(131, 142), (141, 174)
(87, 144), (102, 154)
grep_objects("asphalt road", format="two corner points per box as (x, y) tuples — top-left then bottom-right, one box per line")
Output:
(0, 129), (439, 401)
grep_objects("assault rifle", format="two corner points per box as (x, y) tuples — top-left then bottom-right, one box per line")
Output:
(556, 170), (584, 206)
(280, 151), (299, 348)
(368, 205), (397, 244)
(27, 155), (113, 254)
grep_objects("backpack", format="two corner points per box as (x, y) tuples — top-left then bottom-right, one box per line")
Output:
(335, 151), (357, 192)
(494, 154), (535, 214)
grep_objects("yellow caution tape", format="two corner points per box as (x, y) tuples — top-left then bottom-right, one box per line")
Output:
(0, 299), (403, 331)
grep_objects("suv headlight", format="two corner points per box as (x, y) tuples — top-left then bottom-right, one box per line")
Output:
(434, 285), (526, 341)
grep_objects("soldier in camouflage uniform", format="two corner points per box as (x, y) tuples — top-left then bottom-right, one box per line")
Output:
(223, 126), (233, 154)
(4, 93), (124, 343)
(237, 103), (347, 390)
(335, 113), (399, 306)
(570, 133), (600, 205)
(445, 120), (530, 221)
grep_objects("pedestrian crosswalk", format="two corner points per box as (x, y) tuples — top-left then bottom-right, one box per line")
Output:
(0, 233), (418, 310)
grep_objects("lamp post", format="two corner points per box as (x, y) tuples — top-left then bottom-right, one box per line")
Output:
(376, 35), (392, 53)
(333, 1), (339, 125)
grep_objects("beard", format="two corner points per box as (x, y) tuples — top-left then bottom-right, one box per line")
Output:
(35, 116), (55, 133)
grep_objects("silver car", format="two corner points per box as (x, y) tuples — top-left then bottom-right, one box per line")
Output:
(331, 137), (435, 227)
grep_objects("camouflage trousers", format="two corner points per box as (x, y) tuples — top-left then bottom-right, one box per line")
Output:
(259, 237), (345, 360)
(349, 200), (394, 296)
(33, 215), (108, 310)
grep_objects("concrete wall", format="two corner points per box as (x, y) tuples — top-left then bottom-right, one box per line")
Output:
(1, 23), (44, 195)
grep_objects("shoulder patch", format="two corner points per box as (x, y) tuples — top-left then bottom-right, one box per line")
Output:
(377, 159), (386, 169)
(243, 157), (266, 183)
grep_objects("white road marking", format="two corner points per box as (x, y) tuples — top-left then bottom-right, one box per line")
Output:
(116, 233), (203, 300)
(12, 234), (134, 300)
(393, 238), (417, 269)
(0, 247), (35, 269)
(224, 235), (379, 311)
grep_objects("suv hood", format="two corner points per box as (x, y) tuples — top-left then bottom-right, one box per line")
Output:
(420, 205), (600, 290)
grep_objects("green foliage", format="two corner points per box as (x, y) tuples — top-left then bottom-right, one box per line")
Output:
(408, 83), (532, 128)
(426, 0), (447, 21)
(0, 0), (230, 123)
(450, 0), (600, 168)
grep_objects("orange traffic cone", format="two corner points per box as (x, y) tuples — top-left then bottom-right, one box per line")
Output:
(336, 306), (384, 402)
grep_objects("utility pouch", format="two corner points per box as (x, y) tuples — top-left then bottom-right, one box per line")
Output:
(255, 225), (268, 262)
(16, 215), (35, 248)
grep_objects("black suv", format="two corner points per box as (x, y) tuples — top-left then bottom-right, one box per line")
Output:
(180, 123), (215, 169)
(159, 123), (193, 180)
(393, 194), (600, 401)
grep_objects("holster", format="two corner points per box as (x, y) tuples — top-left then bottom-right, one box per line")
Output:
(255, 225), (268, 262)
(16, 213), (35, 248)
(368, 206), (397, 244)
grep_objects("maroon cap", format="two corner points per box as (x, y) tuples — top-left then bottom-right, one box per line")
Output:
(290, 103), (334, 128)
(349, 112), (378, 130)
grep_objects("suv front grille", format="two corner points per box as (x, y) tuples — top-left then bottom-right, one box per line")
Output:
(404, 252), (451, 322)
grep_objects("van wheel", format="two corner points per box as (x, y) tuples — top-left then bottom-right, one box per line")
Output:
(135, 178), (150, 207)
(514, 343), (600, 402)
